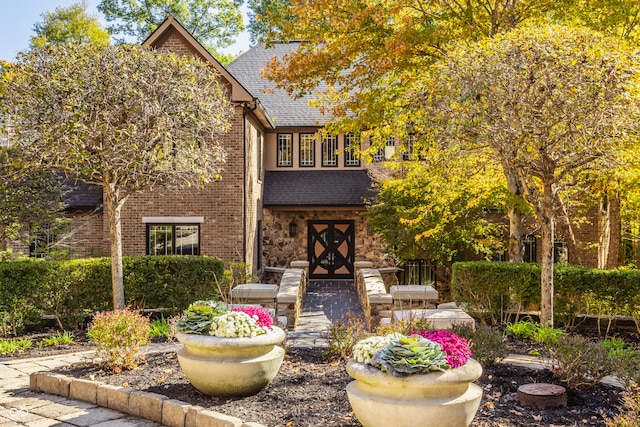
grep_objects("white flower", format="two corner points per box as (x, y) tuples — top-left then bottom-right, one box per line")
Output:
(210, 311), (268, 337)
(353, 333), (403, 364)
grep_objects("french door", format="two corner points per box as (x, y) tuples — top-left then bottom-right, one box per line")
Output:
(308, 220), (355, 279)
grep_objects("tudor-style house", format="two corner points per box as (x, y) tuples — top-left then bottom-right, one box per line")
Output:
(57, 16), (389, 281)
(13, 16), (621, 285)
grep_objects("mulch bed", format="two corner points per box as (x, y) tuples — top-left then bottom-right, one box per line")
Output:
(48, 343), (624, 427)
(2, 326), (633, 426)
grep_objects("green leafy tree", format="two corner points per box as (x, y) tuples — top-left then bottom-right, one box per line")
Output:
(261, 0), (564, 262)
(97, 0), (243, 59)
(418, 25), (640, 325)
(246, 0), (290, 45)
(30, 1), (110, 48)
(0, 44), (232, 310)
(366, 150), (509, 265)
(560, 0), (640, 43)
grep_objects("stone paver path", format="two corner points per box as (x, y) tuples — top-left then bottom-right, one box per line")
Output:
(0, 346), (176, 427)
(287, 280), (365, 348)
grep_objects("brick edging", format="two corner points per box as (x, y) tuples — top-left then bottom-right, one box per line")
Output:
(30, 372), (267, 427)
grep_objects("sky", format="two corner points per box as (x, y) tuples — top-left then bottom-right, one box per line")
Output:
(0, 0), (251, 62)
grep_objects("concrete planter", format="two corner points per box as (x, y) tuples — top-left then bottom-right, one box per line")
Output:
(346, 358), (483, 427)
(176, 327), (285, 397)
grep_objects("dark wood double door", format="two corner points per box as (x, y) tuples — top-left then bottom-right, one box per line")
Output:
(308, 220), (355, 279)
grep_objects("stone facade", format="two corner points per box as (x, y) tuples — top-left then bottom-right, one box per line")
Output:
(262, 207), (393, 269)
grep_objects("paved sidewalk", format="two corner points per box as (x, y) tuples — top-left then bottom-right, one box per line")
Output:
(0, 345), (178, 427)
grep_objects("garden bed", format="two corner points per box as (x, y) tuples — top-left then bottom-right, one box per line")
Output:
(48, 345), (623, 427)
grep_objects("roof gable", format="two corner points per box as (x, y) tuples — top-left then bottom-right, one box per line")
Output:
(143, 16), (254, 104)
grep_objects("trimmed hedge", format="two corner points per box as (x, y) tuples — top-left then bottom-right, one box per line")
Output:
(0, 256), (225, 334)
(451, 261), (640, 326)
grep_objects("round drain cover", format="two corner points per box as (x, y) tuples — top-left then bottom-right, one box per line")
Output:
(517, 383), (567, 409)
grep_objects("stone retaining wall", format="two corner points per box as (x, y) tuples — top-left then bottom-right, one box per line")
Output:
(354, 268), (393, 330)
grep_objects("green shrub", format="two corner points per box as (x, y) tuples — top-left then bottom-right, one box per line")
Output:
(604, 338), (640, 389)
(0, 256), (225, 331)
(0, 338), (33, 355)
(453, 324), (508, 367)
(532, 325), (565, 345)
(88, 309), (151, 373)
(451, 261), (640, 328)
(38, 331), (75, 347)
(0, 260), (50, 336)
(545, 334), (612, 389)
(322, 313), (369, 361)
(504, 318), (539, 339)
(149, 316), (171, 339)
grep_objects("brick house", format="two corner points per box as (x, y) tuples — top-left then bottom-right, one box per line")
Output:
(50, 17), (619, 283)
(58, 17), (389, 280)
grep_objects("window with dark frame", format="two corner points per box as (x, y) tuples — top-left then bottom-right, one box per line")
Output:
(277, 133), (293, 167)
(344, 133), (361, 167)
(554, 240), (568, 264)
(523, 235), (537, 263)
(299, 133), (315, 167)
(147, 224), (200, 255)
(401, 260), (436, 285)
(403, 134), (416, 160)
(322, 134), (338, 167)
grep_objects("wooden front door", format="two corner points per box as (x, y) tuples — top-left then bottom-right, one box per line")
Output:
(308, 220), (355, 279)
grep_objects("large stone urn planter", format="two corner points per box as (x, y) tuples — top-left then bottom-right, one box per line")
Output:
(346, 358), (483, 427)
(176, 327), (286, 397)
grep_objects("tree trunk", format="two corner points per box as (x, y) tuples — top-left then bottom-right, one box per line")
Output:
(104, 184), (126, 310)
(539, 179), (555, 326)
(505, 168), (524, 262)
(598, 195), (611, 269)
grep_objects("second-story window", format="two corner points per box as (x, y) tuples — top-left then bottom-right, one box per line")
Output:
(373, 136), (394, 162)
(345, 133), (361, 167)
(277, 133), (293, 167)
(322, 135), (338, 167)
(300, 133), (315, 167)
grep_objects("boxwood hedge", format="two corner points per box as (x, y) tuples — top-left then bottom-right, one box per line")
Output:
(0, 255), (225, 334)
(451, 261), (640, 327)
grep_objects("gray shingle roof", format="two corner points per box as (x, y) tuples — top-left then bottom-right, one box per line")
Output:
(62, 180), (103, 209)
(226, 43), (329, 127)
(263, 170), (374, 206)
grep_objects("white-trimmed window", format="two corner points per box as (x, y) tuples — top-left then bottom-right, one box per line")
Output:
(144, 217), (203, 256)
(277, 133), (293, 167)
(322, 134), (338, 167)
(344, 133), (360, 167)
(299, 133), (315, 167)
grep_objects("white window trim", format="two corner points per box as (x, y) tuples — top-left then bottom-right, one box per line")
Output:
(142, 216), (204, 223)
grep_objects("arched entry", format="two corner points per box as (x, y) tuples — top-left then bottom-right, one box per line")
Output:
(308, 220), (355, 279)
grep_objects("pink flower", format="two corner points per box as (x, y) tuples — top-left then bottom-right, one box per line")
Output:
(232, 306), (273, 329)
(413, 330), (471, 368)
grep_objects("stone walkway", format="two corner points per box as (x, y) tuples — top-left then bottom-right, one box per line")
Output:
(0, 347), (172, 427)
(287, 280), (364, 348)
